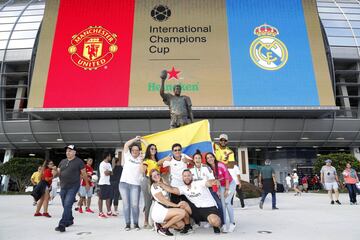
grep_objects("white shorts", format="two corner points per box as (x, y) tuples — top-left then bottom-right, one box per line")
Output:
(324, 182), (338, 191)
(79, 186), (93, 197)
(151, 202), (169, 224)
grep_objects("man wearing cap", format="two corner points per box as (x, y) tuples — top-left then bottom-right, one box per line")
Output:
(259, 159), (278, 210)
(55, 145), (90, 232)
(320, 159), (341, 205)
(160, 70), (194, 129)
(214, 134), (234, 164)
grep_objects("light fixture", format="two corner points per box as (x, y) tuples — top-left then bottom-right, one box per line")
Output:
(313, 146), (318, 148)
(56, 138), (63, 142)
(339, 149), (345, 151)
(336, 137), (344, 140)
(255, 148), (262, 152)
(29, 153), (35, 157)
(316, 154), (321, 156)
(22, 138), (29, 142)
(276, 146), (282, 149)
(301, 137), (309, 140)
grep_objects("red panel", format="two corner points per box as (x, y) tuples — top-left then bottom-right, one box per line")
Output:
(43, 0), (134, 107)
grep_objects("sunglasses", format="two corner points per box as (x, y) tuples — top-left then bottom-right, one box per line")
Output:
(173, 148), (181, 152)
(220, 139), (227, 142)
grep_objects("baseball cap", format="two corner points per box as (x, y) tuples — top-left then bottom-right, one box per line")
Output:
(65, 144), (76, 151)
(219, 134), (228, 141)
(325, 159), (332, 163)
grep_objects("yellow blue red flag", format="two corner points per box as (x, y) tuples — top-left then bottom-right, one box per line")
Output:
(142, 120), (213, 159)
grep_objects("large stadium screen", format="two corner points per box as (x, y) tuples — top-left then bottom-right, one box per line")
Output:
(28, 0), (335, 108)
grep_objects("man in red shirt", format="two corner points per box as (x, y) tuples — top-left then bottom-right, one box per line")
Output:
(77, 158), (95, 213)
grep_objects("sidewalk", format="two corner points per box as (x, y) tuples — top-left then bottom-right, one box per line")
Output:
(0, 192), (359, 240)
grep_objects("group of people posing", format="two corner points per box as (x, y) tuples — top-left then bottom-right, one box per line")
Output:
(32, 134), (245, 235)
(118, 133), (244, 236)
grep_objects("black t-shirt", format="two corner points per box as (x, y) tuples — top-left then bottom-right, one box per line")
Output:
(110, 165), (123, 183)
(58, 157), (85, 189)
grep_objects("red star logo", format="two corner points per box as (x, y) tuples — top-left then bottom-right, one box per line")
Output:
(167, 67), (180, 80)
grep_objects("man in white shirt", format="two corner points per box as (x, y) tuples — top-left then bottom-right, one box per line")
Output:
(228, 162), (245, 208)
(98, 152), (113, 218)
(157, 169), (222, 234)
(158, 143), (192, 203)
(285, 173), (292, 192)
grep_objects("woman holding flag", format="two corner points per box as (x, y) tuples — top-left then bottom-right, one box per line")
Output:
(119, 136), (145, 231)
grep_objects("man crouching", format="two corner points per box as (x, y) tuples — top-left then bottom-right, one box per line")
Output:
(156, 169), (222, 234)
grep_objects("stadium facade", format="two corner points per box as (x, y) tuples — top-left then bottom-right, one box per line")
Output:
(1, 0), (360, 190)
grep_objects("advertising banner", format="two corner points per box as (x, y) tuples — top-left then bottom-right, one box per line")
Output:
(28, 0), (334, 109)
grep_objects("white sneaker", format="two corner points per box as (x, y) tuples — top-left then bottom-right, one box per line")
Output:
(221, 225), (228, 233)
(228, 223), (236, 233)
(241, 206), (247, 210)
(203, 223), (211, 228)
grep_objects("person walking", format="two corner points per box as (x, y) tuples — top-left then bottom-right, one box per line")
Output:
(228, 161), (245, 209)
(34, 160), (56, 217)
(259, 159), (278, 210)
(301, 175), (309, 193)
(292, 169), (301, 196)
(110, 157), (122, 215)
(30, 166), (42, 206)
(77, 158), (95, 213)
(285, 173), (292, 193)
(55, 145), (90, 233)
(119, 136), (144, 231)
(342, 163), (359, 205)
(321, 159), (341, 205)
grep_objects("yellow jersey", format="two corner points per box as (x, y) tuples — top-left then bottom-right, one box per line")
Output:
(143, 158), (160, 177)
(214, 143), (235, 163)
(31, 171), (41, 185)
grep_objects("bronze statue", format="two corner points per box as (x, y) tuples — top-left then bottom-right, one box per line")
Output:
(160, 70), (194, 128)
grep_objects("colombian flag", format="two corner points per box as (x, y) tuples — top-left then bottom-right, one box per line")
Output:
(142, 120), (213, 159)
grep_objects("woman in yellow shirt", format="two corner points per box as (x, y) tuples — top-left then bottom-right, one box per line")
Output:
(141, 144), (160, 228)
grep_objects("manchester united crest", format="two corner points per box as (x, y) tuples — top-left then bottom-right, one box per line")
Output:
(68, 26), (118, 70)
(250, 24), (288, 71)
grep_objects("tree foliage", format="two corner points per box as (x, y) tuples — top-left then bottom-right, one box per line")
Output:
(0, 157), (43, 192)
(314, 153), (360, 179)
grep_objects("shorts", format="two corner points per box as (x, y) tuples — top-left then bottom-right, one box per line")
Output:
(190, 205), (219, 222)
(324, 182), (338, 191)
(98, 185), (112, 200)
(79, 186), (93, 198)
(293, 182), (299, 187)
(151, 202), (169, 223)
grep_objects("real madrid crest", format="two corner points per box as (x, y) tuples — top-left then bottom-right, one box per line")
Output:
(250, 24), (288, 71)
(68, 26), (118, 70)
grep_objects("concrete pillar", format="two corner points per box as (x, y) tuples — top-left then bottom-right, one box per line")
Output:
(338, 77), (352, 117)
(12, 80), (26, 119)
(351, 147), (360, 161)
(1, 149), (14, 192)
(115, 148), (122, 160)
(237, 147), (250, 182)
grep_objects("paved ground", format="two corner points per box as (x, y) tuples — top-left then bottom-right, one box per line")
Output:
(0, 192), (359, 240)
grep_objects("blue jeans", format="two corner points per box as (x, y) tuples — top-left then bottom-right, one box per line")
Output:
(209, 188), (224, 225)
(260, 191), (276, 208)
(220, 181), (236, 227)
(346, 184), (357, 203)
(119, 182), (141, 225)
(59, 185), (79, 227)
